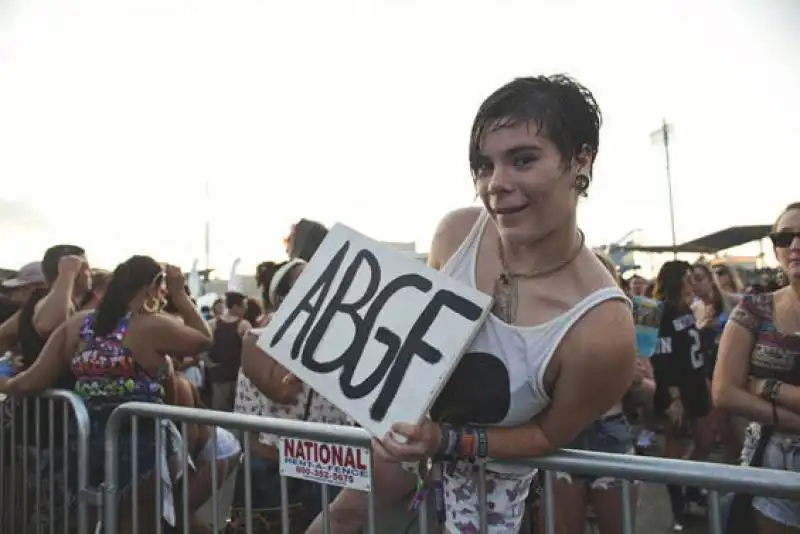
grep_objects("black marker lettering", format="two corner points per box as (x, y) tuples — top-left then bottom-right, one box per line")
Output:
(301, 249), (381, 372)
(275, 243), (485, 424)
(369, 288), (484, 421)
(270, 241), (350, 359)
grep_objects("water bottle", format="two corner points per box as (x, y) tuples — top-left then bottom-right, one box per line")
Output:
(0, 352), (15, 377)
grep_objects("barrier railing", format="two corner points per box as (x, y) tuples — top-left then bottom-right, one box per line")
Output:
(102, 402), (379, 534)
(0, 389), (91, 534)
(504, 449), (800, 534)
(99, 401), (800, 534)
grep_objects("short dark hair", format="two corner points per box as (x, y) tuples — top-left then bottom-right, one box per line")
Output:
(225, 291), (247, 310)
(469, 74), (602, 196)
(41, 244), (85, 284)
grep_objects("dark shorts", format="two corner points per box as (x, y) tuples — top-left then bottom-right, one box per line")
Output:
(655, 379), (712, 422)
(233, 456), (341, 521)
(86, 410), (180, 491)
(558, 413), (634, 488)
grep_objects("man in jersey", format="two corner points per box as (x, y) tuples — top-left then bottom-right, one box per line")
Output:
(651, 260), (715, 531)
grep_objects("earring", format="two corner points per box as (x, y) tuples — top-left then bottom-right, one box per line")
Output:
(142, 297), (160, 314)
(574, 174), (590, 197)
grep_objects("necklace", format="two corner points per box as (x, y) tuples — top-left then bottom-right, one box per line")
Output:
(492, 229), (586, 323)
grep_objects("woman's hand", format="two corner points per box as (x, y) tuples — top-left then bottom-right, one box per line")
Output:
(747, 377), (766, 397)
(165, 265), (186, 296)
(373, 419), (442, 463)
(666, 397), (684, 427)
(274, 372), (303, 404)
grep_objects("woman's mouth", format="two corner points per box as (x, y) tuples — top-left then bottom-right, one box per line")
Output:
(492, 205), (528, 216)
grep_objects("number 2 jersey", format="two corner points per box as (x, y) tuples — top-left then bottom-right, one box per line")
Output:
(650, 302), (709, 413)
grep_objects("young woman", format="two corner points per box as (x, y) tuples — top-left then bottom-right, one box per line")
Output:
(370, 75), (636, 533)
(0, 256), (213, 534)
(691, 262), (742, 464)
(231, 259), (356, 533)
(713, 202), (800, 533)
(651, 260), (715, 531)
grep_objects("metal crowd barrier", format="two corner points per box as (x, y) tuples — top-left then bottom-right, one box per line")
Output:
(0, 392), (786, 533)
(102, 402), (379, 534)
(99, 401), (800, 534)
(0, 389), (91, 534)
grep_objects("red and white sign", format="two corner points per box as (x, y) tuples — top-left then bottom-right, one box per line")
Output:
(278, 437), (372, 491)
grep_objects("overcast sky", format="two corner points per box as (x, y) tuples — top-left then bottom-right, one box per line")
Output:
(1, 0), (798, 275)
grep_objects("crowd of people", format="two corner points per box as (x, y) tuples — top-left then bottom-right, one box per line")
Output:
(0, 74), (798, 534)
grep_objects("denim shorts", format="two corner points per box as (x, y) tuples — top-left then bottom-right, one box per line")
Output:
(742, 424), (800, 528)
(558, 413), (634, 489)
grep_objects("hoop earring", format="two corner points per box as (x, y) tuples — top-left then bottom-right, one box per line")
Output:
(142, 297), (160, 314)
(574, 174), (590, 197)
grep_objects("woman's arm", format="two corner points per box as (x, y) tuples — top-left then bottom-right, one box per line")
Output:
(173, 291), (212, 340)
(484, 301), (636, 458)
(0, 315), (79, 396)
(0, 311), (20, 352)
(378, 300), (637, 461)
(240, 333), (301, 404)
(149, 310), (213, 358)
(33, 257), (84, 336)
(713, 321), (800, 433)
(747, 379), (800, 417)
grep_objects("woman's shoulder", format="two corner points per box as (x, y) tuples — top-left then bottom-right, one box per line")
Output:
(429, 206), (483, 268)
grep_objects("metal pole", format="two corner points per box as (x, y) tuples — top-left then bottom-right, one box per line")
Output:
(660, 119), (678, 259)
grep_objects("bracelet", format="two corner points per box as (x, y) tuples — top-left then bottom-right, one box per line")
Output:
(761, 379), (782, 402)
(435, 425), (489, 462)
(436, 423), (460, 459)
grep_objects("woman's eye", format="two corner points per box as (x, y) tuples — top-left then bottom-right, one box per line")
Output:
(513, 155), (536, 168)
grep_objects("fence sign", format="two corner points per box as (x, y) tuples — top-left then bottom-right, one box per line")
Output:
(279, 437), (372, 491)
(256, 223), (492, 439)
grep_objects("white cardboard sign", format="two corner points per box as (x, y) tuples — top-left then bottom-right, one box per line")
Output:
(256, 223), (492, 439)
(278, 437), (372, 491)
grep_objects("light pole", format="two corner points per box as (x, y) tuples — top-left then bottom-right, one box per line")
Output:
(650, 119), (678, 259)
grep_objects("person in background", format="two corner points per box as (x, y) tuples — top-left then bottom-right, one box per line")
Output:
(234, 258), (354, 533)
(285, 218), (328, 261)
(713, 202), (800, 533)
(2, 261), (47, 304)
(244, 297), (267, 328)
(200, 305), (212, 321)
(691, 262), (742, 464)
(628, 274), (648, 297)
(207, 291), (250, 411)
(651, 260), (715, 531)
(81, 269), (112, 309)
(713, 264), (744, 296)
(211, 298), (225, 320)
(0, 257), (212, 534)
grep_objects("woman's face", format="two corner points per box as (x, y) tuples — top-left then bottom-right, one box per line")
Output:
(629, 277), (647, 297)
(473, 122), (590, 245)
(713, 267), (734, 292)
(691, 267), (713, 301)
(774, 208), (800, 280)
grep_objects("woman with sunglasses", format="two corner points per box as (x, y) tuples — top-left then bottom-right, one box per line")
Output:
(713, 202), (800, 533)
(0, 256), (213, 534)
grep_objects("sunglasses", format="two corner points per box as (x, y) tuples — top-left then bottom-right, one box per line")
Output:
(770, 231), (800, 248)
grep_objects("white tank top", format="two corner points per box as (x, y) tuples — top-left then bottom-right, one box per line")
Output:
(436, 210), (629, 534)
(438, 209), (628, 428)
